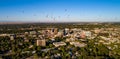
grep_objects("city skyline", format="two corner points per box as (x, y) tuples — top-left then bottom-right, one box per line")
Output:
(0, 0), (120, 22)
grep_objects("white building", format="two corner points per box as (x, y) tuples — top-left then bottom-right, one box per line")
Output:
(85, 31), (91, 37)
(30, 31), (36, 35)
(66, 38), (75, 42)
(10, 36), (14, 40)
(53, 42), (66, 47)
(70, 42), (87, 47)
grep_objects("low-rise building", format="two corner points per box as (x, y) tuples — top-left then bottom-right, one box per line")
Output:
(30, 31), (36, 35)
(66, 38), (75, 42)
(53, 42), (66, 47)
(70, 42), (87, 47)
(37, 39), (46, 46)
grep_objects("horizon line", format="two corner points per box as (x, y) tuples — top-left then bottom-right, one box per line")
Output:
(0, 21), (120, 25)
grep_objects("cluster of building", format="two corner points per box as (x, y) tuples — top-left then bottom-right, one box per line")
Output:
(0, 27), (120, 48)
(0, 24), (120, 59)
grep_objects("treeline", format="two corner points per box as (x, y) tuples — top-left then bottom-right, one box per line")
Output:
(0, 23), (119, 34)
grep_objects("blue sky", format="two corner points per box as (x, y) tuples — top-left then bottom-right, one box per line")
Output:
(0, 0), (120, 22)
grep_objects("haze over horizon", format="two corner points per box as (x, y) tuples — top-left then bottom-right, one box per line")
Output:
(0, 0), (120, 22)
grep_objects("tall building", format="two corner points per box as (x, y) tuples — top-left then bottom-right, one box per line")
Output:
(37, 39), (46, 46)
(51, 28), (58, 35)
(85, 31), (91, 37)
(10, 34), (16, 40)
(10, 36), (14, 40)
(54, 28), (58, 34)
(63, 28), (69, 35)
(80, 31), (86, 39)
